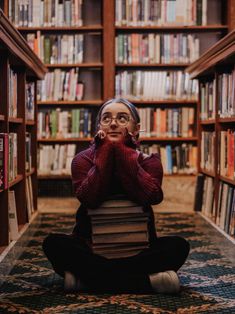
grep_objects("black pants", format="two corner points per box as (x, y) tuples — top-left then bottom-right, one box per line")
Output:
(42, 233), (190, 293)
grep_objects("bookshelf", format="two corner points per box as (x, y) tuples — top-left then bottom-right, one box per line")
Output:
(3, 0), (234, 192)
(0, 9), (47, 252)
(187, 29), (235, 242)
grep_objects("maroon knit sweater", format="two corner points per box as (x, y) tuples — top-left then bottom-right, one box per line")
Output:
(71, 139), (164, 245)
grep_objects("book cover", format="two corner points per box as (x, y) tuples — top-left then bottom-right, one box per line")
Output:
(88, 205), (144, 216)
(92, 221), (148, 235)
(8, 190), (19, 241)
(92, 231), (149, 244)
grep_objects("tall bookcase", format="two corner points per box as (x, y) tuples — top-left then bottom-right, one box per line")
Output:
(0, 9), (46, 253)
(187, 30), (235, 242)
(3, 0), (234, 195)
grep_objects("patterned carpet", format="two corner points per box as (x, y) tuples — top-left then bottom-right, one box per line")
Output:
(0, 212), (235, 314)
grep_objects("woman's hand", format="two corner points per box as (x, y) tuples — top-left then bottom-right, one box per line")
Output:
(123, 128), (138, 148)
(94, 130), (107, 145)
(95, 130), (106, 140)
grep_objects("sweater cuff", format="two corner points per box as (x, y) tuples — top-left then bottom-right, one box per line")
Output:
(95, 140), (115, 168)
(114, 142), (139, 173)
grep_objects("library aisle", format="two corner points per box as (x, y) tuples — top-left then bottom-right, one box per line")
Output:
(0, 210), (235, 313)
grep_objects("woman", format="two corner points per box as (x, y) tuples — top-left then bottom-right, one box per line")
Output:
(43, 98), (190, 294)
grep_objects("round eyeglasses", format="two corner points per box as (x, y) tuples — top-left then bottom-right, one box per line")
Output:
(100, 113), (132, 126)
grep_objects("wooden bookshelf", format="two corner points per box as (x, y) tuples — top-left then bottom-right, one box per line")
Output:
(37, 137), (198, 143)
(187, 29), (235, 241)
(116, 64), (191, 68)
(115, 25), (228, 31)
(45, 63), (103, 68)
(18, 25), (104, 31)
(200, 119), (216, 125)
(37, 100), (103, 106)
(3, 0), (233, 195)
(0, 9), (46, 251)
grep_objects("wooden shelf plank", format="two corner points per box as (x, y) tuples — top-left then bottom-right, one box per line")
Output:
(127, 100), (198, 105)
(219, 175), (235, 186)
(140, 137), (198, 141)
(8, 117), (24, 124)
(18, 25), (103, 31)
(0, 114), (5, 121)
(187, 30), (235, 78)
(0, 12), (47, 79)
(116, 63), (190, 67)
(116, 25), (228, 31)
(38, 137), (92, 142)
(26, 120), (35, 125)
(45, 63), (103, 68)
(38, 137), (198, 142)
(38, 174), (71, 179)
(9, 174), (24, 188)
(218, 117), (235, 123)
(37, 100), (103, 106)
(200, 169), (215, 177)
(200, 119), (216, 125)
(164, 173), (196, 177)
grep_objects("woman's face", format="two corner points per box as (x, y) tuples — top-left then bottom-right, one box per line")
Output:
(98, 102), (140, 142)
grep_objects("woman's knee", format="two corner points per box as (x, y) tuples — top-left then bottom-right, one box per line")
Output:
(156, 235), (190, 262)
(42, 233), (63, 255)
(173, 236), (190, 256)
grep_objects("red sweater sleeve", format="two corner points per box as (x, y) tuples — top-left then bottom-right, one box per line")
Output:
(114, 142), (163, 206)
(71, 141), (114, 208)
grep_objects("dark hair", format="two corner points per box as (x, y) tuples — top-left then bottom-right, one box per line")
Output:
(96, 98), (140, 130)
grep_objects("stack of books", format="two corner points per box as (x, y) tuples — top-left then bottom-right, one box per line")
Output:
(88, 198), (149, 259)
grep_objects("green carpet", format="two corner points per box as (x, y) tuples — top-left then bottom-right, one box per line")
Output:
(0, 213), (235, 313)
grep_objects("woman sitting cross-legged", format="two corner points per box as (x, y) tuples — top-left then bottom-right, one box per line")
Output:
(42, 98), (190, 294)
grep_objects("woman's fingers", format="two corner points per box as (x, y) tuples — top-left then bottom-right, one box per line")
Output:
(96, 130), (106, 139)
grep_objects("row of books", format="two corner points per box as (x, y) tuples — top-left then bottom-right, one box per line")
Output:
(37, 68), (84, 101)
(200, 131), (215, 172)
(201, 176), (235, 237)
(38, 108), (96, 139)
(200, 80), (216, 120)
(27, 33), (84, 64)
(115, 71), (198, 101)
(0, 132), (33, 190)
(218, 68), (235, 118)
(8, 176), (35, 242)
(140, 143), (197, 174)
(37, 144), (76, 175)
(37, 142), (197, 176)
(138, 107), (195, 138)
(200, 130), (235, 179)
(8, 68), (17, 118)
(0, 133), (17, 189)
(8, 71), (35, 120)
(116, 33), (200, 64)
(9, 0), (83, 27)
(220, 130), (235, 179)
(88, 198), (149, 259)
(115, 0), (208, 26)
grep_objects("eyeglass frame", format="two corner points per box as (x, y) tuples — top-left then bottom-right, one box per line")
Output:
(99, 112), (135, 126)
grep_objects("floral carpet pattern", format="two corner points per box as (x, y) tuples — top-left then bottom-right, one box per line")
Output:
(0, 212), (235, 313)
